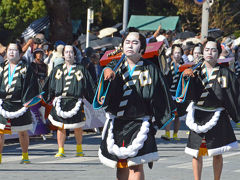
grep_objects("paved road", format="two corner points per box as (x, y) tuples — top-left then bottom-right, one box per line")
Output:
(0, 122), (240, 180)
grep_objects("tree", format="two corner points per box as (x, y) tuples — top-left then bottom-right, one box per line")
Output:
(169, 0), (202, 32)
(45, 0), (72, 43)
(144, 0), (177, 16)
(1, 0), (239, 45)
(209, 0), (240, 36)
(169, 0), (240, 35)
(0, 0), (47, 40)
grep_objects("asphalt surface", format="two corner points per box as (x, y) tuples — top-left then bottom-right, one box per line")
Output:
(0, 121), (240, 180)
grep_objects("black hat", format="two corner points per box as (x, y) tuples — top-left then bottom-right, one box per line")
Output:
(33, 48), (44, 58)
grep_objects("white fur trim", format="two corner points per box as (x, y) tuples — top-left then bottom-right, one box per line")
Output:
(63, 121), (85, 129)
(106, 117), (150, 159)
(11, 124), (33, 132)
(101, 119), (109, 140)
(98, 149), (117, 168)
(208, 141), (239, 156)
(101, 113), (114, 140)
(53, 96), (82, 119)
(128, 152), (159, 167)
(0, 99), (27, 119)
(185, 141), (239, 158)
(186, 102), (224, 133)
(185, 147), (199, 158)
(48, 114), (63, 128)
(0, 123), (6, 130)
(48, 114), (85, 129)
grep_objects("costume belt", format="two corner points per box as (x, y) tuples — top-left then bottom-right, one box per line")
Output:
(59, 96), (78, 99)
(2, 99), (22, 103)
(194, 104), (225, 112)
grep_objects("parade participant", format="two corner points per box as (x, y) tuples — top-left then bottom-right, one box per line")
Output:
(161, 44), (187, 141)
(192, 43), (203, 63)
(42, 45), (95, 158)
(30, 48), (49, 137)
(95, 28), (175, 180)
(0, 42), (39, 164)
(31, 48), (48, 89)
(176, 37), (240, 180)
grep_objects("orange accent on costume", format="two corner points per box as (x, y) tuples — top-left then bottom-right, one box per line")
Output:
(40, 99), (58, 131)
(174, 110), (178, 117)
(117, 159), (128, 168)
(117, 140), (128, 168)
(40, 99), (52, 119)
(198, 138), (208, 156)
(0, 119), (12, 134)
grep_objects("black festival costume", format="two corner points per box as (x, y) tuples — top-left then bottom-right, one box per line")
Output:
(43, 63), (95, 129)
(97, 58), (175, 168)
(0, 60), (39, 133)
(176, 63), (240, 157)
(165, 60), (189, 117)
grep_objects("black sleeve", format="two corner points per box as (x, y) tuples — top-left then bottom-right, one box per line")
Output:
(42, 69), (55, 103)
(87, 63), (97, 84)
(83, 66), (97, 103)
(21, 65), (40, 104)
(222, 69), (240, 123)
(151, 66), (176, 128)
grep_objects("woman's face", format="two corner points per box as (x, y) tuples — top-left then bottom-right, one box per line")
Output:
(193, 46), (202, 60)
(35, 52), (43, 61)
(172, 46), (182, 62)
(7, 43), (20, 63)
(64, 45), (74, 62)
(203, 41), (219, 62)
(123, 32), (141, 60)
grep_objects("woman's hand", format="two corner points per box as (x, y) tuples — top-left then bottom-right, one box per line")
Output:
(183, 68), (194, 77)
(104, 68), (116, 80)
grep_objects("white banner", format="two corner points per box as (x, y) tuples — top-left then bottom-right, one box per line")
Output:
(83, 99), (106, 129)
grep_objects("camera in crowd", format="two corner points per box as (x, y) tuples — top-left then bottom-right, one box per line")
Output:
(33, 37), (44, 44)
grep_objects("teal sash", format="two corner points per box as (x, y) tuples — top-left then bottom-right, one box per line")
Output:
(175, 73), (190, 103)
(175, 60), (203, 103)
(93, 54), (126, 109)
(8, 64), (18, 86)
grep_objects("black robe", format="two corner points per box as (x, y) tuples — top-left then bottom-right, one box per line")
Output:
(31, 61), (48, 91)
(165, 60), (189, 117)
(176, 63), (240, 157)
(0, 60), (39, 132)
(42, 63), (96, 129)
(98, 58), (175, 168)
